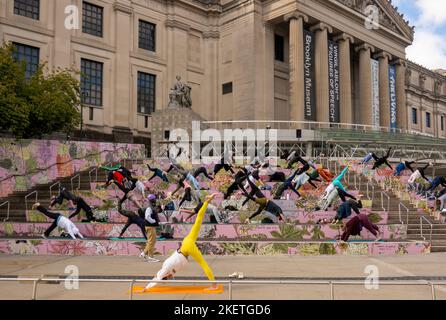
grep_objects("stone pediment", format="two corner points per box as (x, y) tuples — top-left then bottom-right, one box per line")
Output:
(335, 0), (414, 42)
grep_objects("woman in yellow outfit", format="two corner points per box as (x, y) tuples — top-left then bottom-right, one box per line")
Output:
(143, 193), (219, 291)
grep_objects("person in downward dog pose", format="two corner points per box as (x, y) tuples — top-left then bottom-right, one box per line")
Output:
(50, 186), (96, 222)
(117, 197), (148, 240)
(394, 160), (416, 176)
(147, 164), (169, 182)
(244, 193), (286, 224)
(371, 148), (393, 170)
(193, 166), (214, 181)
(33, 203), (84, 239)
(340, 213), (381, 242)
(317, 198), (363, 225)
(142, 193), (219, 291)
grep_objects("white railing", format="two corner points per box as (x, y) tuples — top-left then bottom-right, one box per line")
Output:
(70, 174), (81, 192)
(0, 277), (444, 301)
(381, 191), (390, 212)
(88, 167), (98, 184)
(0, 201), (10, 222)
(24, 191), (38, 212)
(399, 202), (410, 225)
(420, 216), (433, 241)
(49, 181), (61, 199)
(201, 120), (408, 134)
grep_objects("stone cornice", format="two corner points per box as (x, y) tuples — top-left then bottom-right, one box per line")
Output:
(113, 2), (133, 15)
(165, 17), (191, 31)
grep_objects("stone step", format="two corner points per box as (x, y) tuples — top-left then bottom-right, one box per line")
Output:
(0, 222), (406, 241)
(0, 238), (430, 256)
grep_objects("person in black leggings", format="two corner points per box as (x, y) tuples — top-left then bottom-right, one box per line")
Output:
(117, 198), (147, 239)
(287, 151), (308, 169)
(243, 193), (286, 223)
(224, 169), (249, 199)
(147, 165), (169, 182)
(193, 166), (214, 181)
(336, 187), (357, 202)
(33, 203), (83, 239)
(213, 155), (235, 175)
(50, 187), (95, 222)
(372, 148), (393, 170)
(242, 171), (266, 206)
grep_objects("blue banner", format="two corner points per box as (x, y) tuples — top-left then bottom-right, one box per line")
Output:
(389, 65), (397, 130)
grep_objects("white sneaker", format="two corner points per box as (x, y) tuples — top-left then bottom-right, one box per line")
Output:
(229, 272), (238, 278)
(146, 256), (160, 263)
(237, 272), (244, 279)
(139, 252), (146, 259)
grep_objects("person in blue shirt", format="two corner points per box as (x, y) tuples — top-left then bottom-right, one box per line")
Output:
(394, 161), (415, 176)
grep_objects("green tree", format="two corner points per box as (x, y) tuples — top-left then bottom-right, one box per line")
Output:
(0, 42), (81, 138)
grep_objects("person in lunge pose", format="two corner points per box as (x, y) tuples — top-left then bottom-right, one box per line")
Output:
(33, 203), (84, 239)
(142, 193), (219, 291)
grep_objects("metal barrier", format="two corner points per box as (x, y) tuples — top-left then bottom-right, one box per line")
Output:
(49, 181), (61, 199)
(0, 201), (10, 222)
(70, 174), (81, 192)
(381, 191), (390, 212)
(24, 191), (38, 211)
(366, 183), (375, 202)
(0, 277), (444, 300)
(399, 202), (410, 225)
(88, 168), (98, 184)
(420, 216), (433, 241)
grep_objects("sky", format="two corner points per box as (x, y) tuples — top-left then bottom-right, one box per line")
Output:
(390, 0), (446, 70)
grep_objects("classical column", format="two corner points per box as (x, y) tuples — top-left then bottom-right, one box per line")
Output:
(375, 52), (392, 128)
(113, 2), (133, 131)
(310, 22), (332, 124)
(355, 43), (375, 126)
(284, 12), (308, 123)
(394, 59), (408, 131)
(334, 33), (354, 125)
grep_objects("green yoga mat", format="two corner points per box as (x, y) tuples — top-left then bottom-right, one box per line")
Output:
(100, 164), (122, 171)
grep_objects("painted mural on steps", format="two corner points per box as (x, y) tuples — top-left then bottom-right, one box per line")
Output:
(0, 138), (146, 198)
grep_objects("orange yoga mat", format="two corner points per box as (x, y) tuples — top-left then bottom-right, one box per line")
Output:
(129, 285), (224, 295)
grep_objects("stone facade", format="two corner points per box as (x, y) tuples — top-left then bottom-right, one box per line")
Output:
(1, 0), (445, 142)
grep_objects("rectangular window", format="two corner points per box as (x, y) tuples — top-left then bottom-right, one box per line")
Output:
(442, 116), (444, 131)
(139, 20), (156, 52)
(82, 1), (103, 37)
(426, 112), (431, 128)
(81, 58), (103, 106)
(137, 72), (156, 114)
(274, 34), (285, 62)
(12, 42), (40, 78)
(222, 82), (233, 95)
(412, 108), (418, 125)
(14, 0), (40, 20)
(89, 107), (94, 121)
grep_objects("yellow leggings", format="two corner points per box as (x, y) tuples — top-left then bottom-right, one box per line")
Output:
(180, 201), (215, 281)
